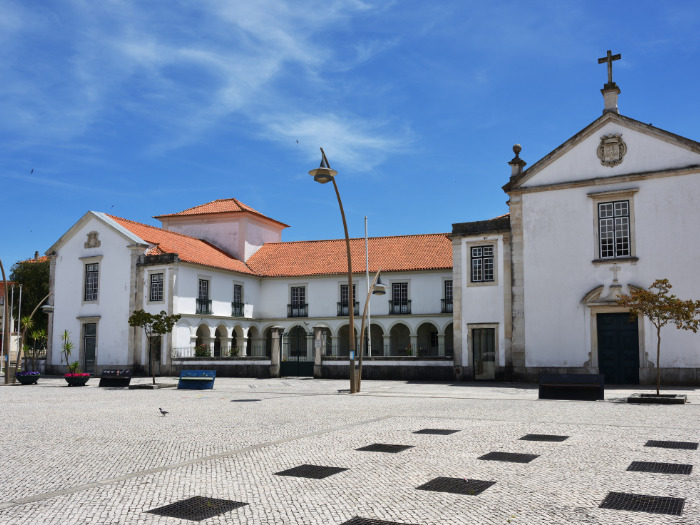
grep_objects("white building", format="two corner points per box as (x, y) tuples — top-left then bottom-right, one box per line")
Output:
(452, 65), (700, 385)
(45, 199), (454, 379)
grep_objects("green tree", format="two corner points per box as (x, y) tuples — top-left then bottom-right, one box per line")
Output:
(617, 279), (700, 395)
(9, 258), (50, 333)
(129, 310), (181, 385)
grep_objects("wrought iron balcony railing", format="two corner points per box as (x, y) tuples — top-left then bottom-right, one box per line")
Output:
(441, 299), (453, 313)
(196, 298), (212, 314)
(337, 301), (360, 316)
(231, 301), (244, 317)
(287, 304), (308, 318)
(389, 300), (411, 315)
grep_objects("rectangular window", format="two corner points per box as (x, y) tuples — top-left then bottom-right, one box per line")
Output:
(599, 200), (630, 258)
(339, 284), (357, 316)
(442, 280), (453, 313)
(150, 273), (163, 302)
(289, 286), (307, 317)
(84, 263), (99, 301)
(390, 283), (410, 314)
(444, 280), (453, 301)
(233, 284), (242, 304)
(291, 286), (305, 307)
(471, 246), (494, 283)
(198, 279), (209, 300)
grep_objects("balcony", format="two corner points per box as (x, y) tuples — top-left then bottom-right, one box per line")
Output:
(287, 303), (308, 318)
(337, 301), (359, 316)
(231, 301), (244, 317)
(196, 298), (212, 315)
(389, 300), (411, 315)
(441, 299), (453, 314)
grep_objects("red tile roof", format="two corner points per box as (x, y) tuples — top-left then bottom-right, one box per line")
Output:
(107, 215), (255, 275)
(247, 234), (452, 277)
(154, 198), (289, 227)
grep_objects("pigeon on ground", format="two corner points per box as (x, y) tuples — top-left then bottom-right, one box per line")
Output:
(159, 408), (168, 416)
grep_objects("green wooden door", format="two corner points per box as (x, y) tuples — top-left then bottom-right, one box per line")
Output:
(597, 313), (639, 385)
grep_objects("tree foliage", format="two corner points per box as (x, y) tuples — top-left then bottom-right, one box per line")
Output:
(129, 309), (181, 384)
(617, 279), (700, 394)
(9, 258), (50, 333)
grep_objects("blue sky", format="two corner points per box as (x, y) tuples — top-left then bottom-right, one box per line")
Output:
(2, 0), (699, 268)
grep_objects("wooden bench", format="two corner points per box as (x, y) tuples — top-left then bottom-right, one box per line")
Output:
(538, 373), (604, 401)
(178, 370), (216, 390)
(98, 368), (132, 387)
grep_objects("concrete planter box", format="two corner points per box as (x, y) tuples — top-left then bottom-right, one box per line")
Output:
(627, 393), (687, 405)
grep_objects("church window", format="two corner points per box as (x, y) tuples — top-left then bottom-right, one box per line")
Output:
(150, 273), (163, 302)
(598, 200), (630, 258)
(84, 263), (99, 301)
(471, 246), (494, 282)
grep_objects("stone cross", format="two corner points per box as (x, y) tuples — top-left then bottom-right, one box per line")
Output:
(598, 50), (621, 84)
(610, 264), (621, 283)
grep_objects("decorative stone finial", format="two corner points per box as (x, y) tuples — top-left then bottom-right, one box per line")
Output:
(508, 144), (526, 178)
(598, 50), (621, 114)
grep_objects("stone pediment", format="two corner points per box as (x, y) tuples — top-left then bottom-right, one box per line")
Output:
(504, 112), (700, 193)
(582, 283), (642, 306)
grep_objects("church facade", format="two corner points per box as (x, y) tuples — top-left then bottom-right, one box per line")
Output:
(451, 66), (700, 385)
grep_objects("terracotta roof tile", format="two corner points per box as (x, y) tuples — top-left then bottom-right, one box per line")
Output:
(107, 215), (254, 275)
(154, 198), (289, 227)
(247, 234), (452, 277)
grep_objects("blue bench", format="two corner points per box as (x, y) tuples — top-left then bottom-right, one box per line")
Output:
(178, 370), (216, 390)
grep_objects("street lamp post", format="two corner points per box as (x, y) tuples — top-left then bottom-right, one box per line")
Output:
(356, 269), (388, 393)
(309, 148), (357, 393)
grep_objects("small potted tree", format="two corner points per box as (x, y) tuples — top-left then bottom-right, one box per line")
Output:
(61, 329), (90, 386)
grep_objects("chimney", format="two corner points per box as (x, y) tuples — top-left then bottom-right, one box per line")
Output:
(508, 144), (526, 178)
(34, 251), (39, 261)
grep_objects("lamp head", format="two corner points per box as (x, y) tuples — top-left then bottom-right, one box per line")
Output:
(372, 274), (388, 295)
(308, 150), (337, 183)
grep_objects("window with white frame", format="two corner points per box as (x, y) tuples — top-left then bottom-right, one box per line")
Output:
(198, 279), (209, 300)
(391, 282), (410, 314)
(443, 280), (453, 313)
(471, 246), (494, 282)
(84, 263), (99, 301)
(150, 273), (163, 302)
(598, 200), (630, 258)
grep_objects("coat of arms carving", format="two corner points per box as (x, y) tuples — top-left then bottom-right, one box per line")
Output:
(597, 133), (627, 167)
(84, 231), (101, 248)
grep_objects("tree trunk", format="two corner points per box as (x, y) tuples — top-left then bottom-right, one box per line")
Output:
(656, 325), (661, 396)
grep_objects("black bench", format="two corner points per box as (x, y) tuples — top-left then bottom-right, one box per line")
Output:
(99, 369), (132, 387)
(178, 370), (216, 390)
(538, 373), (604, 401)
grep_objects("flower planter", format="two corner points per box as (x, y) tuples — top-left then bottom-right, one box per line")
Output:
(65, 375), (90, 386)
(15, 373), (40, 385)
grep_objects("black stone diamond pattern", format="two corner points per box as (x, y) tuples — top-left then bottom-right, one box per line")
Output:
(275, 464), (348, 479)
(417, 477), (496, 496)
(645, 440), (699, 450)
(599, 492), (685, 516)
(413, 429), (460, 435)
(341, 518), (414, 525)
(147, 496), (248, 521)
(478, 451), (539, 463)
(356, 443), (414, 454)
(627, 461), (693, 475)
(520, 434), (569, 442)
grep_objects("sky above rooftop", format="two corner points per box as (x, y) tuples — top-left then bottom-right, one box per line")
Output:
(2, 0), (699, 268)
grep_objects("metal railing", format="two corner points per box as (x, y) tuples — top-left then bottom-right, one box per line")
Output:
(287, 304), (308, 318)
(196, 299), (212, 314)
(231, 302), (244, 317)
(336, 301), (359, 316)
(172, 344), (271, 359)
(389, 300), (411, 315)
(441, 299), (453, 313)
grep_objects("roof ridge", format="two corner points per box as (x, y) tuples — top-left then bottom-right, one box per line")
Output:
(107, 214), (207, 242)
(264, 232), (451, 247)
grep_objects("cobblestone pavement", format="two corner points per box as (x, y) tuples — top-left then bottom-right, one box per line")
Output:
(0, 377), (698, 524)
